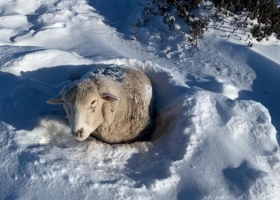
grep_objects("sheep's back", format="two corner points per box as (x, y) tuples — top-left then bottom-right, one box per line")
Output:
(120, 68), (154, 141)
(92, 66), (154, 143)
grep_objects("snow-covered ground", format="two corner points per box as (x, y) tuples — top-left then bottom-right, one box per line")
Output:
(0, 0), (280, 199)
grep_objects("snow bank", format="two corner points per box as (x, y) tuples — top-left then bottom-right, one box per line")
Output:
(1, 49), (93, 76)
(149, 87), (280, 199)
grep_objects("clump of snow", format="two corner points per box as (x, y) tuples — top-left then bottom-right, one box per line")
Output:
(83, 65), (126, 83)
(222, 84), (239, 100)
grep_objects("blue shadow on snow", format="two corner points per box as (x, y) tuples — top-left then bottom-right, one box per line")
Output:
(234, 43), (280, 147)
(0, 63), (105, 131)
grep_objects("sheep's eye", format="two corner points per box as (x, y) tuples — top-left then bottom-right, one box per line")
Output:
(90, 100), (97, 108)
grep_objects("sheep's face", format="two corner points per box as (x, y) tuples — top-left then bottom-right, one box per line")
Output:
(47, 79), (119, 141)
(64, 89), (104, 141)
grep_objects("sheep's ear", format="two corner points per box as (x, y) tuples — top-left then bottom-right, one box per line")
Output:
(47, 95), (64, 105)
(100, 93), (119, 102)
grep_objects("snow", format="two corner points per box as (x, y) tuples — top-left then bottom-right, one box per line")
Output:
(0, 0), (280, 199)
(83, 65), (126, 83)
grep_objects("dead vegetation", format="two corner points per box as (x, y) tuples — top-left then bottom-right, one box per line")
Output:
(132, 0), (280, 45)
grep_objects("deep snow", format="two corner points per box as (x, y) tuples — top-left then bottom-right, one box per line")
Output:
(0, 0), (280, 199)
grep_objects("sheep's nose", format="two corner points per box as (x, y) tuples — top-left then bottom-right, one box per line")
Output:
(74, 128), (84, 138)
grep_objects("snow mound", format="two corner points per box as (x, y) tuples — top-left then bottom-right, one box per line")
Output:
(0, 14), (31, 29)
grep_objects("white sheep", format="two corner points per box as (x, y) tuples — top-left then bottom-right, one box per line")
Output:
(47, 66), (154, 144)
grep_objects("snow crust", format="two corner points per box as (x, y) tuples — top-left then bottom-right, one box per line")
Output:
(0, 0), (280, 199)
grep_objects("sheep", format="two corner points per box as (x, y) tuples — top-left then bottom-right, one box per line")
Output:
(47, 66), (154, 144)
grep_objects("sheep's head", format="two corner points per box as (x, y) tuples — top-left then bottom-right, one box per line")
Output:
(47, 79), (119, 141)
